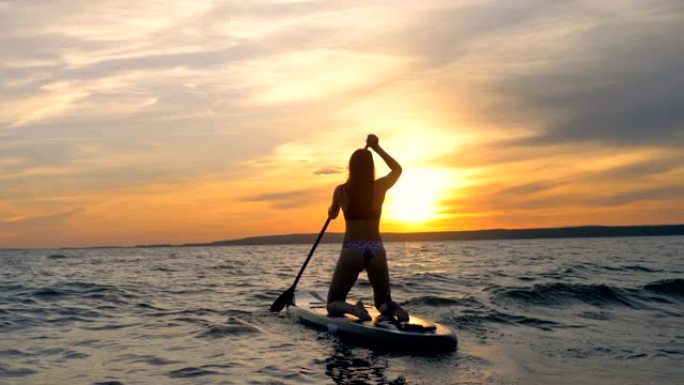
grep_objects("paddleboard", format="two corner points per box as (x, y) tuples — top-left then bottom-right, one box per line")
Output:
(289, 290), (457, 352)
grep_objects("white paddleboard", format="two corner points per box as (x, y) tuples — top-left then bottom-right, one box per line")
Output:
(289, 290), (457, 352)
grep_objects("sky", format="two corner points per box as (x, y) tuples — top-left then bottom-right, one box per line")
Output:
(1, 0), (683, 248)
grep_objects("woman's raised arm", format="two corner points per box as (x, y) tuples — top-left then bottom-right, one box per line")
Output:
(367, 134), (402, 189)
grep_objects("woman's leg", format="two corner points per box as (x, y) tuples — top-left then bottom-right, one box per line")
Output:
(366, 248), (409, 321)
(365, 248), (390, 308)
(327, 248), (371, 321)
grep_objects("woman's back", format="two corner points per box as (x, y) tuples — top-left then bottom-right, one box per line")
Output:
(339, 180), (388, 242)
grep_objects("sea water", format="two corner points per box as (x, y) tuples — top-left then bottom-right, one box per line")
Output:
(1, 236), (682, 385)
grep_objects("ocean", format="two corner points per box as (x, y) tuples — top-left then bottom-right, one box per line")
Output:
(1, 236), (682, 385)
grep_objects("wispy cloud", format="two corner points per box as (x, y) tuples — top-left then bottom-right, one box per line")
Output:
(0, 207), (84, 231)
(313, 166), (344, 175)
(243, 189), (319, 210)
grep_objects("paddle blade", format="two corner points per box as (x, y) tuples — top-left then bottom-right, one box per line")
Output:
(270, 286), (295, 312)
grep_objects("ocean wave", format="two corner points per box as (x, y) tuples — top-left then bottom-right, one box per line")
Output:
(144, 307), (224, 317)
(132, 356), (180, 366)
(0, 365), (36, 377)
(410, 272), (452, 281)
(0, 349), (33, 357)
(151, 265), (176, 272)
(214, 260), (248, 270)
(135, 302), (166, 311)
(167, 366), (221, 378)
(404, 295), (484, 308)
(546, 263), (662, 280)
(451, 309), (559, 331)
(196, 317), (262, 338)
(643, 279), (684, 298)
(32, 288), (63, 298)
(559, 346), (675, 360)
(47, 254), (69, 259)
(495, 279), (684, 309)
(617, 265), (661, 273)
(654, 348), (684, 358)
(495, 283), (637, 308)
(112, 353), (180, 366)
(20, 283), (138, 305)
(31, 347), (89, 360)
(592, 264), (661, 273)
(80, 322), (137, 331)
(577, 310), (613, 320)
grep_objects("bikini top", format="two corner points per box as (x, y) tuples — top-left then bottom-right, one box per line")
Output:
(341, 183), (382, 221)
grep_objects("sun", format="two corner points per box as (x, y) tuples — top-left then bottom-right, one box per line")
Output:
(383, 168), (450, 227)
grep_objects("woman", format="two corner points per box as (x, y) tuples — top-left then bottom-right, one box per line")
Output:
(326, 134), (409, 321)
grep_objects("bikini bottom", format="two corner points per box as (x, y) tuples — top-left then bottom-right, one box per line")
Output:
(342, 240), (384, 265)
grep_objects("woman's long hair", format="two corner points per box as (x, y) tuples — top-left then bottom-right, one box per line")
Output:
(347, 149), (375, 215)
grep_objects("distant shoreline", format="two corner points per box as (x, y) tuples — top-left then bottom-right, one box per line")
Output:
(52, 224), (684, 250)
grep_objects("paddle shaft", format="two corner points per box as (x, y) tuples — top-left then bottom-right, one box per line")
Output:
(290, 217), (331, 289)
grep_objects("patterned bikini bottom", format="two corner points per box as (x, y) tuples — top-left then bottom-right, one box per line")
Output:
(342, 240), (385, 264)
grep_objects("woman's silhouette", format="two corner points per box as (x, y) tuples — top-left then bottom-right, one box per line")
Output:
(327, 134), (408, 321)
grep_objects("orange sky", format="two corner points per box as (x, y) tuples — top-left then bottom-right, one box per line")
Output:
(1, 1), (683, 248)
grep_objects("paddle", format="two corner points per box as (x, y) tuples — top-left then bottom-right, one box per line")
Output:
(269, 216), (332, 312)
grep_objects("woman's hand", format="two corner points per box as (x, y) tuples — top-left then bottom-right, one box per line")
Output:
(366, 134), (379, 150)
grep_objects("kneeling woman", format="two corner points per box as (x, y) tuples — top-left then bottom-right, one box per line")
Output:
(326, 134), (408, 321)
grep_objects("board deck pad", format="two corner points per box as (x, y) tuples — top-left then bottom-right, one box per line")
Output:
(290, 290), (457, 352)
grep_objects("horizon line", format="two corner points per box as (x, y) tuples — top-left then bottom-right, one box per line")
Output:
(30, 223), (684, 250)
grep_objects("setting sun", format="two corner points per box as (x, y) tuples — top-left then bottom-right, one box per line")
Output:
(383, 168), (451, 226)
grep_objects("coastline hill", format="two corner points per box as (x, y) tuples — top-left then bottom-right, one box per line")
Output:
(163, 224), (684, 248)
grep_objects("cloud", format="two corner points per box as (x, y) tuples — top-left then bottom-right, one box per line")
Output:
(590, 185), (684, 207)
(242, 189), (321, 209)
(469, 1), (683, 146)
(313, 166), (344, 175)
(496, 179), (567, 197)
(490, 151), (683, 197)
(584, 154), (684, 182)
(437, 148), (684, 222)
(0, 207), (84, 231)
